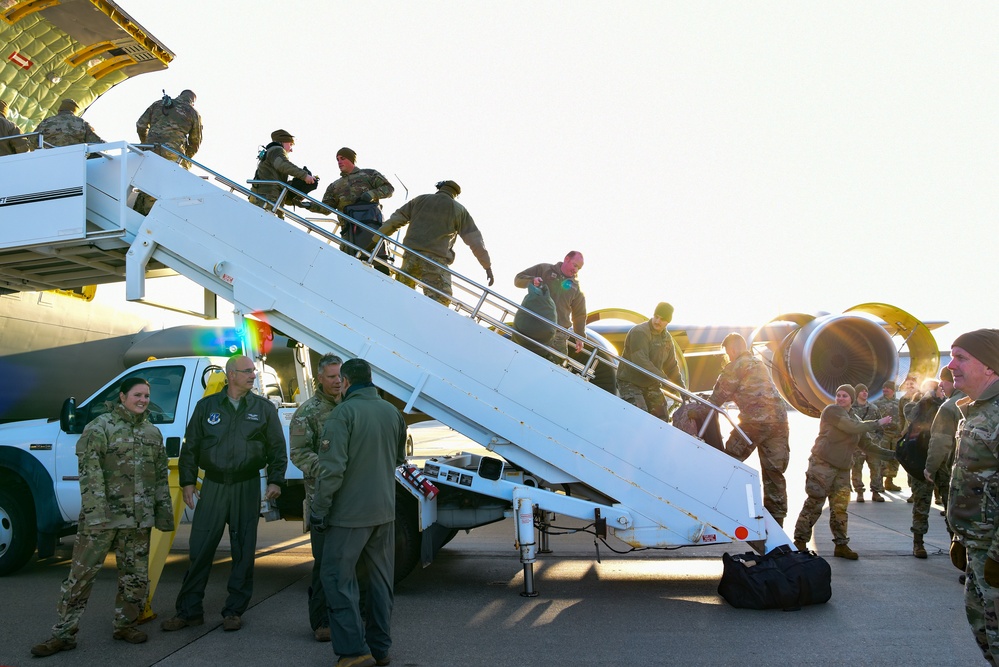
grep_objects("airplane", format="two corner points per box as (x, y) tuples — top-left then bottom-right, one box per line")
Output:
(0, 2), (950, 425)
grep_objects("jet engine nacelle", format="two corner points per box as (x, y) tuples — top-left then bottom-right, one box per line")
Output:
(753, 303), (940, 417)
(763, 315), (897, 417)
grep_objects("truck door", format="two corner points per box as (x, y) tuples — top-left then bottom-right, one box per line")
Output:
(53, 363), (191, 521)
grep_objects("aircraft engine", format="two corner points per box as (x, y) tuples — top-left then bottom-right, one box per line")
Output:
(768, 314), (899, 417)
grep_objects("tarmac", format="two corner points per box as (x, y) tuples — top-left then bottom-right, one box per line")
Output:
(0, 415), (984, 666)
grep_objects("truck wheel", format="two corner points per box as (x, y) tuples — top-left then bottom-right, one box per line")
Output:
(394, 493), (421, 584)
(0, 486), (37, 576)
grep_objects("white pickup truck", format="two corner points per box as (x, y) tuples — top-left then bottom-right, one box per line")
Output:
(0, 356), (303, 575)
(0, 355), (436, 581)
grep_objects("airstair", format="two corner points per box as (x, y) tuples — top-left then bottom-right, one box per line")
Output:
(0, 142), (790, 571)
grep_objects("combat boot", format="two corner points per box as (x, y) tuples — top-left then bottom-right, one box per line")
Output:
(113, 626), (148, 644)
(913, 537), (927, 559)
(856, 491), (865, 503)
(885, 477), (902, 492)
(871, 491), (886, 502)
(833, 544), (859, 560)
(30, 637), (77, 657)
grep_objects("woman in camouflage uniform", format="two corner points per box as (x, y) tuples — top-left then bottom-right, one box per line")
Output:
(31, 377), (174, 657)
(793, 384), (895, 560)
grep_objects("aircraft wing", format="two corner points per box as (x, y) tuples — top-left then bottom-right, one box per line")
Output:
(1, 0), (172, 131)
(586, 304), (948, 417)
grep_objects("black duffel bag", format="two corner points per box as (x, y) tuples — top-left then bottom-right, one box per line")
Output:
(718, 544), (831, 611)
(895, 429), (931, 479)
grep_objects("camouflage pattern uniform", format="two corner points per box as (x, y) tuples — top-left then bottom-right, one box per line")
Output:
(288, 388), (341, 632)
(48, 401), (173, 640)
(135, 91), (202, 165)
(793, 404), (892, 548)
(850, 401), (884, 494)
(250, 143), (311, 215)
(134, 91), (202, 214)
(704, 352), (790, 523)
(0, 112), (29, 156)
(378, 190), (491, 306)
(616, 320), (684, 421)
(35, 110), (104, 147)
(323, 166), (394, 268)
(900, 392), (943, 540)
(873, 392), (902, 483)
(323, 167), (394, 211)
(514, 261), (586, 356)
(947, 381), (999, 665)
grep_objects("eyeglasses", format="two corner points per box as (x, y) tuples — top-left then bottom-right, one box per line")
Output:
(232, 368), (256, 375)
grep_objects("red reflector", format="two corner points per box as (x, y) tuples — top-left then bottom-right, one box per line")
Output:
(734, 526), (749, 540)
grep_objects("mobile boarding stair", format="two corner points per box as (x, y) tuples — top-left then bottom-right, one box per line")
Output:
(0, 142), (791, 594)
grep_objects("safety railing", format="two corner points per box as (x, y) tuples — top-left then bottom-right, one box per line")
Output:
(136, 143), (749, 447)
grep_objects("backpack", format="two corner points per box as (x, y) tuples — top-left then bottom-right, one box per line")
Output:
(513, 283), (557, 343)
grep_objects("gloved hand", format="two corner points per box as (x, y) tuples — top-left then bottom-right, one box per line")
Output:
(950, 540), (967, 571)
(357, 191), (374, 203)
(298, 200), (313, 212)
(310, 512), (328, 534)
(485, 267), (494, 286)
(986, 556), (999, 587)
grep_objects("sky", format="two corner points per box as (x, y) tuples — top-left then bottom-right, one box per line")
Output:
(83, 1), (997, 346)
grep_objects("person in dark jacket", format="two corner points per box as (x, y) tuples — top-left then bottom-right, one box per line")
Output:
(161, 356), (287, 633)
(793, 384), (894, 559)
(250, 129), (316, 217)
(311, 359), (407, 667)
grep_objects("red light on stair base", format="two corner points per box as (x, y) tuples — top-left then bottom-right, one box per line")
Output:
(734, 526), (749, 540)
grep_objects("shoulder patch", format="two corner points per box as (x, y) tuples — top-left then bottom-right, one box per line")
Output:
(320, 439), (330, 453)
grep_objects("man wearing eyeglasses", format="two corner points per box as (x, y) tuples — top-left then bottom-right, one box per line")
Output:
(162, 355), (287, 634)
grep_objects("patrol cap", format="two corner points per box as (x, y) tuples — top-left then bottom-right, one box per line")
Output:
(436, 180), (461, 196)
(59, 99), (79, 113)
(952, 329), (999, 372)
(336, 147), (357, 163)
(836, 384), (856, 403)
(271, 129), (295, 144)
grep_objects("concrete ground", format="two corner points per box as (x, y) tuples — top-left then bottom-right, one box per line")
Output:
(0, 415), (982, 666)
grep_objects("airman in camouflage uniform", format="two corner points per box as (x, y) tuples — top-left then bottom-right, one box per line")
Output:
(851, 384), (886, 502)
(0, 99), (30, 156)
(617, 302), (684, 421)
(944, 330), (999, 666)
(377, 180), (493, 306)
(873, 381), (903, 491)
(249, 129), (315, 218)
(31, 379), (173, 657)
(288, 354), (343, 642)
(906, 380), (945, 557)
(133, 90), (202, 215)
(135, 89), (202, 166)
(894, 373), (921, 491)
(793, 383), (895, 559)
(700, 333), (790, 525)
(34, 99), (104, 147)
(314, 147), (394, 272)
(321, 147), (394, 211)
